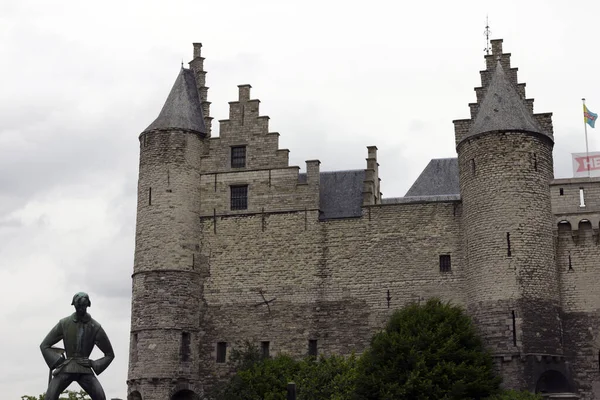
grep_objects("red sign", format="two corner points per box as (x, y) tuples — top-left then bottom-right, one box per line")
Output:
(574, 155), (600, 172)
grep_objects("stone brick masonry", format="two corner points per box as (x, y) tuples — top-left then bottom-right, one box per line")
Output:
(128, 39), (600, 400)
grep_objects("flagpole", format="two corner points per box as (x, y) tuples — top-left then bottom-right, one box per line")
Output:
(583, 98), (591, 178)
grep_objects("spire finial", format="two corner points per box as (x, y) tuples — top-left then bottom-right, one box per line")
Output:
(181, 59), (184, 69)
(484, 15), (491, 55)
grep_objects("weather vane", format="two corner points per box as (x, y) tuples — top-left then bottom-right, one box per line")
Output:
(484, 15), (491, 55)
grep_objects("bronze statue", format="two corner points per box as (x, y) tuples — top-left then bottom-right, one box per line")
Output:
(40, 292), (115, 400)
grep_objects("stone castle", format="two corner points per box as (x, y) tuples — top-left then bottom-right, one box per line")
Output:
(127, 39), (600, 400)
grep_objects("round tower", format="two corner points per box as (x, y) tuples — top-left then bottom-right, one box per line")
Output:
(456, 41), (568, 392)
(127, 64), (208, 400)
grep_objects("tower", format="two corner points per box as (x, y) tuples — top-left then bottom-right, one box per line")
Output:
(454, 39), (571, 391)
(127, 45), (210, 400)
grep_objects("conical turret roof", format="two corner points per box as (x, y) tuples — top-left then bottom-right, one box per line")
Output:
(467, 61), (543, 139)
(143, 68), (206, 134)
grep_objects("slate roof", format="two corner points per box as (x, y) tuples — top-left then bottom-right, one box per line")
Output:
(466, 61), (544, 140)
(382, 194), (461, 204)
(298, 170), (365, 219)
(405, 158), (460, 197)
(319, 170), (365, 219)
(143, 68), (206, 134)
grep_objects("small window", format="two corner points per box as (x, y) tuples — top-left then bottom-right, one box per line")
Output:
(216, 342), (227, 363)
(439, 255), (451, 273)
(470, 158), (476, 175)
(230, 185), (248, 210)
(308, 339), (318, 357)
(231, 146), (246, 168)
(261, 341), (270, 358)
(580, 188), (586, 207)
(511, 310), (517, 346)
(132, 333), (138, 362)
(559, 188), (564, 196)
(181, 332), (191, 361)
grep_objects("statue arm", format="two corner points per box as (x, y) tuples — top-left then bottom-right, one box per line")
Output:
(91, 326), (115, 375)
(40, 322), (64, 369)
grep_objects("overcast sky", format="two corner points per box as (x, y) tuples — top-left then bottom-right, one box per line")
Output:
(2, 1), (600, 398)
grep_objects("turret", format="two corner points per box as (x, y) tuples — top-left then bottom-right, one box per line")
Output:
(454, 39), (569, 391)
(127, 46), (209, 400)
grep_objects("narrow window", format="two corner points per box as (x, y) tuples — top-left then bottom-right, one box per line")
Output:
(181, 332), (191, 361)
(132, 333), (138, 362)
(439, 255), (451, 273)
(231, 146), (246, 168)
(506, 232), (512, 257)
(559, 188), (564, 196)
(532, 152), (538, 171)
(216, 342), (227, 363)
(568, 253), (573, 271)
(261, 341), (270, 358)
(470, 158), (476, 175)
(511, 310), (517, 346)
(308, 339), (318, 357)
(230, 185), (248, 210)
(580, 188), (586, 207)
(148, 187), (152, 205)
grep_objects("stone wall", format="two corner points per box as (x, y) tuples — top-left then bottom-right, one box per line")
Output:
(197, 200), (465, 384)
(129, 129), (206, 400)
(458, 132), (560, 358)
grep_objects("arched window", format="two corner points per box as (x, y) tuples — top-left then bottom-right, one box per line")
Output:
(128, 391), (142, 400)
(535, 370), (571, 393)
(172, 389), (199, 400)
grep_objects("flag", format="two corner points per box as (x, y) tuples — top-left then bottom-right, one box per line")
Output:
(584, 104), (598, 128)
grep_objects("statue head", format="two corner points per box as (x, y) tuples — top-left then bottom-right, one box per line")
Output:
(71, 292), (91, 317)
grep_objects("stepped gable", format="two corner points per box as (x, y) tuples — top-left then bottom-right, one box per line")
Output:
(143, 67), (206, 134)
(453, 39), (554, 147)
(467, 60), (543, 139)
(405, 158), (459, 197)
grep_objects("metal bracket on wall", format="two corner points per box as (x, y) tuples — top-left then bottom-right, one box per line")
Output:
(254, 290), (276, 314)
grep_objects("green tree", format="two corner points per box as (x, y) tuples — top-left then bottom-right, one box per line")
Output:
(209, 341), (357, 400)
(354, 298), (502, 400)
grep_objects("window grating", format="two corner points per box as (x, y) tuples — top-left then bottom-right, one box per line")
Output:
(216, 342), (227, 363)
(231, 146), (246, 168)
(308, 339), (318, 357)
(261, 341), (270, 358)
(230, 185), (248, 210)
(181, 332), (191, 361)
(439, 255), (451, 272)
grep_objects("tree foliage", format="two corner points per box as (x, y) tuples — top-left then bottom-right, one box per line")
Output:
(354, 298), (502, 400)
(209, 341), (357, 400)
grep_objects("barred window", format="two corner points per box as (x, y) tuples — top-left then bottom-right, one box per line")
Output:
(261, 341), (270, 358)
(216, 342), (227, 363)
(230, 185), (248, 210)
(439, 255), (451, 273)
(231, 146), (246, 168)
(308, 339), (318, 357)
(180, 332), (190, 361)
